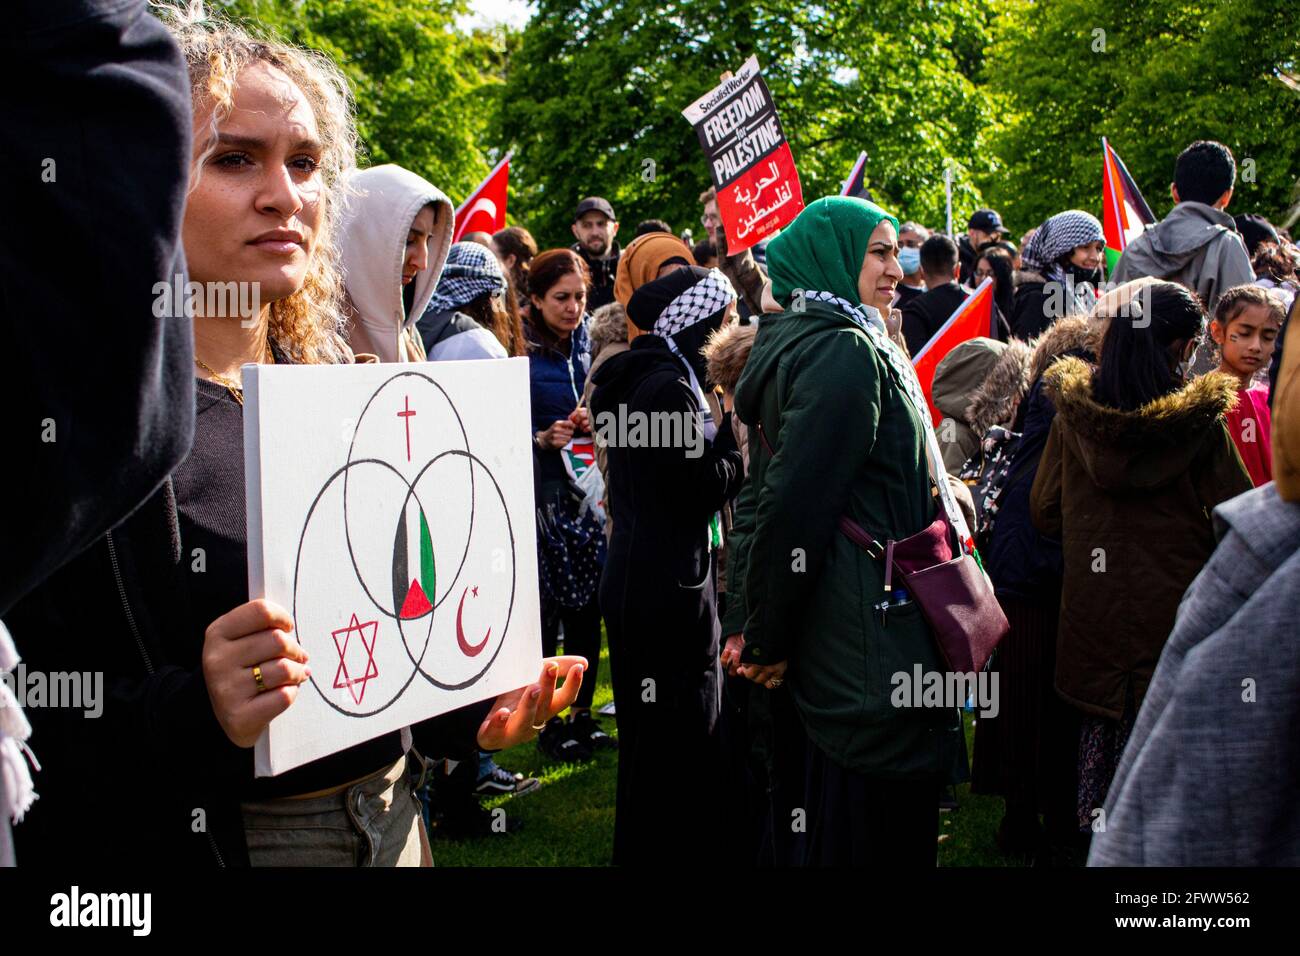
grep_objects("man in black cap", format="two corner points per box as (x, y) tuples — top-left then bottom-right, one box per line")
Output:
(959, 208), (1004, 285)
(571, 196), (621, 310)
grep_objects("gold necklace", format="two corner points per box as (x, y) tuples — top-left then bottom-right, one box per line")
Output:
(194, 357), (244, 405)
(194, 346), (275, 406)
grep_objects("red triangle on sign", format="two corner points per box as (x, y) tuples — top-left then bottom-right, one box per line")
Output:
(400, 578), (433, 619)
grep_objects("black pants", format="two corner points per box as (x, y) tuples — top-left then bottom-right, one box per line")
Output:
(802, 742), (940, 867)
(542, 593), (601, 711)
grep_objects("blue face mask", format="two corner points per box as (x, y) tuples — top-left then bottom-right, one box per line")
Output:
(898, 247), (921, 275)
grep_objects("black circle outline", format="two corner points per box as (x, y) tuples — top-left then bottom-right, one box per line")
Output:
(343, 372), (475, 618)
(293, 457), (432, 717)
(293, 455), (517, 715)
(400, 448), (517, 691)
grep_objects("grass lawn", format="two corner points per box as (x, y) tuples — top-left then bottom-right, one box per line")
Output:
(429, 630), (1025, 868)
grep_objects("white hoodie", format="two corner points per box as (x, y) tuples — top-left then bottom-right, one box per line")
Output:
(337, 164), (454, 363)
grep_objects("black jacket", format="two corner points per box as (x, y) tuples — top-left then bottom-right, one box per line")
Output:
(958, 235), (977, 286)
(1011, 273), (1052, 340)
(589, 334), (744, 863)
(572, 242), (620, 311)
(900, 282), (968, 355)
(1, 0), (196, 613)
(590, 336), (744, 681)
(982, 377), (1066, 601)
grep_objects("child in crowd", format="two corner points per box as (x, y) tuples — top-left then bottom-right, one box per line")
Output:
(1211, 285), (1285, 486)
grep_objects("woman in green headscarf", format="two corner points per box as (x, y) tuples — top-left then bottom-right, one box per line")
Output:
(721, 197), (966, 866)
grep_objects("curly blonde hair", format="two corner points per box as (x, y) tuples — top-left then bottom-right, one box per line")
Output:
(156, 1), (355, 364)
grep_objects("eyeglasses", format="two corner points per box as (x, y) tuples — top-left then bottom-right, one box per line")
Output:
(701, 213), (722, 227)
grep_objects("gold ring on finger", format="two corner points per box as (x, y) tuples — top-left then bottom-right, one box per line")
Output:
(253, 665), (267, 694)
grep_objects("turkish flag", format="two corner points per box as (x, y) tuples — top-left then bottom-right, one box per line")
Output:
(911, 278), (995, 424)
(453, 152), (511, 242)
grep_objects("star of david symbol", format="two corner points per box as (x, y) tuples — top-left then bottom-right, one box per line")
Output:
(332, 613), (379, 705)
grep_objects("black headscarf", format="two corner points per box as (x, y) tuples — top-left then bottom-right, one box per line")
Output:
(627, 266), (736, 384)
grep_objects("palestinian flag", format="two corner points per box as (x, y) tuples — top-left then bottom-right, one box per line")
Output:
(841, 150), (872, 201)
(563, 438), (596, 479)
(392, 501), (436, 619)
(912, 278), (995, 425)
(1101, 137), (1155, 274)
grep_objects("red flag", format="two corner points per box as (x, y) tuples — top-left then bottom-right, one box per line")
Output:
(453, 152), (511, 242)
(911, 278), (995, 424)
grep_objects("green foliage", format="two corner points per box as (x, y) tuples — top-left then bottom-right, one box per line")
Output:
(215, 0), (507, 203)
(496, 0), (1005, 248)
(191, 0), (1299, 257)
(985, 0), (1300, 237)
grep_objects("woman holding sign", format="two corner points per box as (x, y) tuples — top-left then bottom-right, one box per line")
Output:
(726, 197), (967, 866)
(525, 249), (614, 761)
(4, 5), (585, 868)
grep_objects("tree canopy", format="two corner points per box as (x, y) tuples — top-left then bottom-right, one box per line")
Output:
(191, 0), (1299, 245)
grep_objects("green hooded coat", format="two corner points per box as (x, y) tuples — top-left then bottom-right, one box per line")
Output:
(724, 197), (964, 778)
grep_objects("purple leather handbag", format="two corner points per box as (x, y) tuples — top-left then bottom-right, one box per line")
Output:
(838, 512), (1008, 673)
(754, 419), (1007, 673)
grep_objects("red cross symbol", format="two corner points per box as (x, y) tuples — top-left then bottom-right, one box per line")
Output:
(397, 395), (416, 462)
(332, 613), (379, 705)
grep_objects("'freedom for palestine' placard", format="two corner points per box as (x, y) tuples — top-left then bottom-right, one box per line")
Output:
(682, 56), (805, 253)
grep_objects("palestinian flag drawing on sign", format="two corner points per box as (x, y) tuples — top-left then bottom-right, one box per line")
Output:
(1101, 137), (1155, 275)
(393, 501), (436, 619)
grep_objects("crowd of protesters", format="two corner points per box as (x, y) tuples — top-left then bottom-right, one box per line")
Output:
(2, 0), (1297, 869)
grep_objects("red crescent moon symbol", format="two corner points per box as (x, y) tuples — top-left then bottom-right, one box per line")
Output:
(456, 585), (490, 657)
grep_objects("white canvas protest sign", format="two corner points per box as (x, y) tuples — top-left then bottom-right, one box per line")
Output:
(243, 358), (541, 775)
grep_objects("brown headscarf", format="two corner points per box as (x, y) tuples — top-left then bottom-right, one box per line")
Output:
(614, 231), (695, 339)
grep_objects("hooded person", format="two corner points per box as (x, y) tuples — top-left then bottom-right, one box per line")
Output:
(416, 241), (511, 361)
(1113, 202), (1254, 313)
(931, 337), (1008, 474)
(613, 231), (696, 341)
(1113, 140), (1253, 316)
(722, 197), (970, 867)
(1089, 293), (1300, 866)
(336, 164), (454, 362)
(1011, 210), (1105, 340)
(588, 265), (746, 866)
(1030, 280), (1252, 839)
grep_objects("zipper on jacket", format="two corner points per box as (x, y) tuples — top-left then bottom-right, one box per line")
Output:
(105, 529), (154, 675)
(105, 529), (227, 868)
(566, 349), (580, 406)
